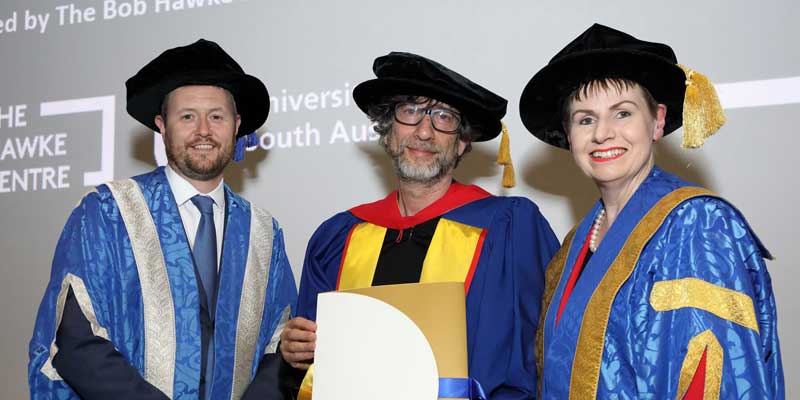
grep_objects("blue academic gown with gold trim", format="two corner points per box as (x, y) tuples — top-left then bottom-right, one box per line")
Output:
(297, 182), (559, 399)
(538, 166), (783, 399)
(28, 167), (297, 399)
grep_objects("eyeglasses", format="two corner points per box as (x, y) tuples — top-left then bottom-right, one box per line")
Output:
(393, 102), (462, 133)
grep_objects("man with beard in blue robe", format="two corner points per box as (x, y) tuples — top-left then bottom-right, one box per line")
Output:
(29, 39), (297, 400)
(280, 52), (559, 399)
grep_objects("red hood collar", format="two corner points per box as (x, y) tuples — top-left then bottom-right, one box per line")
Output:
(349, 182), (491, 229)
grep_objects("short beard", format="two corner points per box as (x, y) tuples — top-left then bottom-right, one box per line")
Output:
(164, 131), (234, 182)
(386, 135), (459, 185)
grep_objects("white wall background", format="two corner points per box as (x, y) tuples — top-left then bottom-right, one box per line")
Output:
(1, 1), (797, 398)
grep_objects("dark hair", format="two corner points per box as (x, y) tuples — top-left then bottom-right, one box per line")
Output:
(561, 78), (659, 131)
(365, 95), (476, 164)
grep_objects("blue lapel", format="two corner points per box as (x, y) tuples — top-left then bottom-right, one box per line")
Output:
(132, 167), (203, 398)
(209, 186), (252, 399)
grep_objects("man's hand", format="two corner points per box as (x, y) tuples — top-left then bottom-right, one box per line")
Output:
(280, 317), (317, 370)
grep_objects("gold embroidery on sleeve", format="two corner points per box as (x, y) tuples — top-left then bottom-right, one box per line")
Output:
(676, 329), (723, 400)
(569, 187), (716, 399)
(650, 277), (759, 333)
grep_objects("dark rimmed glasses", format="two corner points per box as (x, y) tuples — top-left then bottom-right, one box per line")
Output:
(394, 102), (462, 133)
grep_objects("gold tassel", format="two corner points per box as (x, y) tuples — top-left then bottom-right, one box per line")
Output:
(678, 64), (726, 148)
(497, 122), (511, 164)
(502, 162), (516, 188)
(497, 122), (515, 188)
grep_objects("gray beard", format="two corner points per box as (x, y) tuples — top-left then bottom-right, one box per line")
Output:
(388, 138), (458, 185)
(394, 155), (451, 184)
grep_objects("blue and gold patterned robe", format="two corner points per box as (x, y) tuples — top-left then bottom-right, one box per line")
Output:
(28, 167), (297, 399)
(537, 166), (783, 399)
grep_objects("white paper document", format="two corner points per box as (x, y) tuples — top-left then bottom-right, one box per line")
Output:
(313, 291), (439, 400)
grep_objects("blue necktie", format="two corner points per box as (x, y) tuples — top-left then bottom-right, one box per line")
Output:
(191, 195), (217, 398)
(191, 195), (218, 315)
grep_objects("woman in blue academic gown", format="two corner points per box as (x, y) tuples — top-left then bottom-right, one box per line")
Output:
(519, 23), (784, 399)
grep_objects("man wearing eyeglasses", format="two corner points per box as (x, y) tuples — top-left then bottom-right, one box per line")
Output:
(278, 52), (559, 399)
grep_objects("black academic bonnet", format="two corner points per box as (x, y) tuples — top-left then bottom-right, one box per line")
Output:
(126, 38), (269, 137)
(519, 23), (686, 149)
(353, 51), (507, 142)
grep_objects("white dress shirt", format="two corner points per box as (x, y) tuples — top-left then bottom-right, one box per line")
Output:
(164, 165), (225, 270)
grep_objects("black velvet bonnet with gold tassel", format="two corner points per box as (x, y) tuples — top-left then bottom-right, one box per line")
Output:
(519, 23), (724, 149)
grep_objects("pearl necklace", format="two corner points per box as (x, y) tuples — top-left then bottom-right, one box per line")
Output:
(589, 208), (606, 252)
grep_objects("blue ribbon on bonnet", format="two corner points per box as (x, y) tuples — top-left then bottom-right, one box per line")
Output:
(233, 132), (259, 162)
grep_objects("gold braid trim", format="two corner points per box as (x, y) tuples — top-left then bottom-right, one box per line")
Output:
(569, 187), (715, 399)
(535, 228), (576, 398)
(675, 330), (723, 400)
(650, 277), (759, 333)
